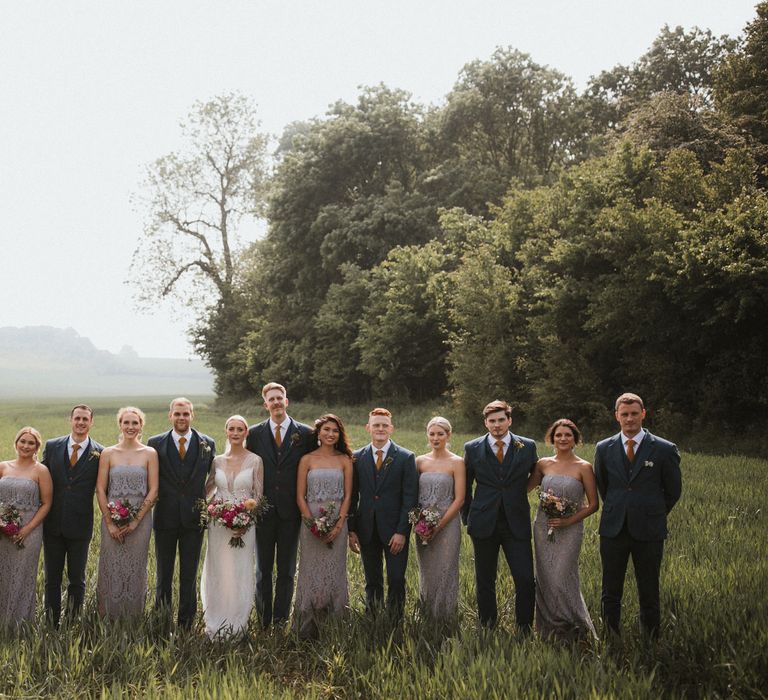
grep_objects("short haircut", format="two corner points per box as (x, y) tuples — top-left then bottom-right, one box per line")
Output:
(427, 416), (452, 433)
(262, 382), (287, 399)
(170, 397), (194, 412)
(368, 407), (392, 419)
(544, 418), (582, 445)
(483, 400), (512, 419)
(615, 393), (644, 411)
(70, 404), (93, 418)
(117, 406), (146, 427)
(14, 426), (42, 451)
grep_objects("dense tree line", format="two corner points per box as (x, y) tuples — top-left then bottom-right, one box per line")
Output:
(137, 6), (768, 438)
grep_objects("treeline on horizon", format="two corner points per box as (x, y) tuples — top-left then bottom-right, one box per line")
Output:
(132, 7), (768, 443)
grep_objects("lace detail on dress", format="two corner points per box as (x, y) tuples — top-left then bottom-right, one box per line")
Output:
(0, 476), (43, 625)
(96, 465), (151, 619)
(293, 468), (348, 637)
(415, 471), (460, 619)
(534, 474), (596, 640)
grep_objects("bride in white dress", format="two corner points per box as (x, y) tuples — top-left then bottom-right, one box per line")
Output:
(200, 415), (264, 639)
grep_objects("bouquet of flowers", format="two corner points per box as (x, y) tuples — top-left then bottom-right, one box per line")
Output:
(408, 506), (441, 545)
(107, 499), (140, 529)
(537, 487), (578, 541)
(198, 496), (268, 548)
(303, 502), (339, 549)
(0, 502), (24, 549)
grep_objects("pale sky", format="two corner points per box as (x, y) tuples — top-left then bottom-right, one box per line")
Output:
(0, 1), (757, 358)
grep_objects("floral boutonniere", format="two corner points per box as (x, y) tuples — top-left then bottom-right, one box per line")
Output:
(513, 440), (524, 450)
(383, 457), (393, 468)
(200, 441), (212, 456)
(89, 449), (101, 460)
(644, 460), (654, 469)
(290, 432), (302, 446)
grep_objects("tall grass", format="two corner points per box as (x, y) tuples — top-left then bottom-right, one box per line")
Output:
(0, 398), (766, 698)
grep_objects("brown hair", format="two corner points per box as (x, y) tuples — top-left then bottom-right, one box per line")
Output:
(545, 418), (582, 445)
(70, 404), (93, 418)
(312, 414), (352, 458)
(615, 393), (644, 411)
(483, 400), (512, 419)
(170, 397), (194, 412)
(14, 426), (42, 451)
(261, 382), (287, 399)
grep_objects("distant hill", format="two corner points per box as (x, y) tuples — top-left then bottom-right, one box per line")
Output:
(0, 326), (214, 397)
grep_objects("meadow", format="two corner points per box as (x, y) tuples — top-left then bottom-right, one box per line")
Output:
(0, 397), (766, 699)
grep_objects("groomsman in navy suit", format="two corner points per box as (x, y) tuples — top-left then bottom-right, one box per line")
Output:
(149, 397), (216, 630)
(246, 382), (313, 627)
(42, 404), (104, 627)
(462, 400), (537, 631)
(595, 392), (682, 638)
(348, 408), (418, 618)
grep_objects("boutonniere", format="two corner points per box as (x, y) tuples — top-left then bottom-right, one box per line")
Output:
(200, 441), (212, 456)
(644, 460), (654, 468)
(90, 449), (101, 460)
(513, 440), (524, 450)
(290, 432), (302, 446)
(383, 457), (393, 468)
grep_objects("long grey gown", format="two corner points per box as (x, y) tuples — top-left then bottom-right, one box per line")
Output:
(96, 465), (152, 619)
(0, 476), (43, 626)
(293, 468), (348, 638)
(533, 473), (596, 639)
(415, 471), (460, 619)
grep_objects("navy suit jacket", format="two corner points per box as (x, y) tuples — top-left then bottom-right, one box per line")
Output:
(594, 430), (682, 541)
(245, 418), (313, 520)
(461, 433), (538, 540)
(149, 429), (216, 530)
(42, 435), (104, 540)
(348, 441), (418, 545)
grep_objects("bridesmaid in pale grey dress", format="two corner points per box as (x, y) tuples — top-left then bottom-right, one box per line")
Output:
(95, 407), (159, 619)
(293, 414), (353, 638)
(414, 416), (465, 620)
(0, 427), (53, 627)
(527, 418), (598, 640)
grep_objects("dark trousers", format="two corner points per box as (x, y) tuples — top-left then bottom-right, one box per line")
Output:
(470, 513), (535, 629)
(154, 526), (204, 628)
(43, 532), (90, 627)
(255, 512), (300, 626)
(600, 524), (664, 637)
(359, 526), (409, 618)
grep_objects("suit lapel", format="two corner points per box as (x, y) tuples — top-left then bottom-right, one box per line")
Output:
(159, 431), (182, 481)
(277, 419), (295, 465)
(629, 431), (653, 483)
(610, 434), (630, 483)
(358, 445), (376, 493)
(375, 443), (396, 492)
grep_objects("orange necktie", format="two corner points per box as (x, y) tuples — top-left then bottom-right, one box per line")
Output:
(495, 440), (504, 463)
(626, 438), (635, 462)
(70, 443), (80, 468)
(275, 424), (282, 448)
(178, 437), (187, 460)
(376, 449), (383, 471)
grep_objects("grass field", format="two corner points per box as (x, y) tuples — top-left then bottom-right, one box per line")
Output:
(0, 397), (766, 698)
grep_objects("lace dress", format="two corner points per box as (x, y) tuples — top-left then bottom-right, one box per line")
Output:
(200, 453), (263, 639)
(293, 468), (348, 638)
(415, 471), (460, 619)
(534, 474), (596, 639)
(0, 476), (43, 626)
(96, 465), (152, 619)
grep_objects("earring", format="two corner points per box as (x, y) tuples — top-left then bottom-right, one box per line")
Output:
(317, 439), (322, 446)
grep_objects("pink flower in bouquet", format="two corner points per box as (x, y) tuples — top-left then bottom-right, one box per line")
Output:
(414, 520), (431, 538)
(2, 522), (19, 537)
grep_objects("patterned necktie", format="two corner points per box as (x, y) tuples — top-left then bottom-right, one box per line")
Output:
(178, 436), (187, 460)
(626, 438), (635, 462)
(70, 443), (80, 468)
(376, 449), (383, 471)
(275, 424), (282, 448)
(495, 440), (504, 463)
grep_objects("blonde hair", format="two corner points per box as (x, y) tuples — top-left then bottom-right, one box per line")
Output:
(170, 397), (194, 412)
(117, 406), (146, 427)
(14, 426), (42, 452)
(225, 414), (249, 432)
(427, 416), (452, 434)
(261, 382), (286, 399)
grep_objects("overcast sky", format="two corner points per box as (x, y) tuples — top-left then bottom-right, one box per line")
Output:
(0, 1), (758, 358)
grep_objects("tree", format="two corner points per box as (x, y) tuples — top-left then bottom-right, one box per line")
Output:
(130, 93), (269, 316)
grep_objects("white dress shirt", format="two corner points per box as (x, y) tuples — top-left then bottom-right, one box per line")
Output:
(486, 432), (511, 459)
(621, 429), (646, 457)
(68, 435), (91, 462)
